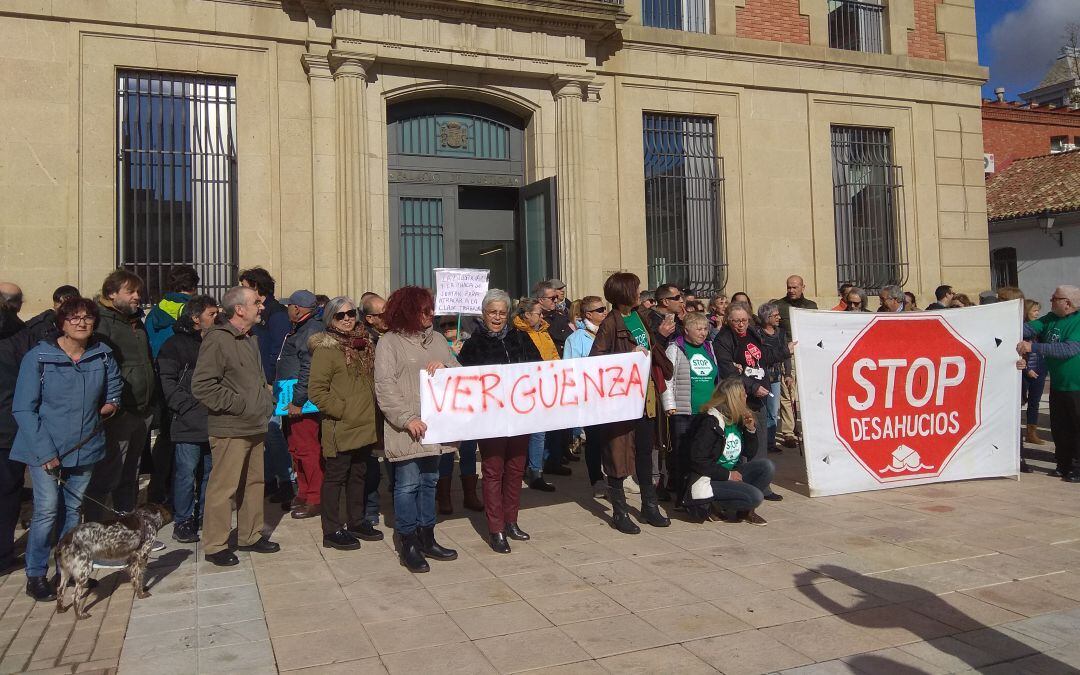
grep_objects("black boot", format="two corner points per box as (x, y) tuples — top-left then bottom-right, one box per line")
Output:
(489, 532), (511, 554)
(417, 525), (458, 561)
(26, 575), (56, 602)
(607, 477), (640, 535)
(400, 532), (429, 573)
(323, 529), (361, 551)
(526, 468), (555, 492)
(504, 523), (530, 541)
(640, 483), (671, 528)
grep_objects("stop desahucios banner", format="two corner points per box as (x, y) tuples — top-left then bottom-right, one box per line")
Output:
(419, 352), (651, 445)
(792, 301), (1022, 497)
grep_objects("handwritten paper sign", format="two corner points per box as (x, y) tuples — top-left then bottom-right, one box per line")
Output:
(433, 268), (489, 316)
(419, 352), (651, 444)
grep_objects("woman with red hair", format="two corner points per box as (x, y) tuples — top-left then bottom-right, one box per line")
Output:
(373, 286), (461, 573)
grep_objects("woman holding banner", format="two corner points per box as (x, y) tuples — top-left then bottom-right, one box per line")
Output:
(513, 298), (564, 492)
(373, 286), (460, 573)
(563, 296), (610, 498)
(590, 272), (674, 534)
(459, 290), (542, 553)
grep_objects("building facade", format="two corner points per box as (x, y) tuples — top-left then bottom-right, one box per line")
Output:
(0, 0), (989, 311)
(983, 100), (1080, 175)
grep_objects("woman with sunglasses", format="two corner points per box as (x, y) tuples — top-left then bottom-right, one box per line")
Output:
(307, 297), (381, 552)
(12, 297), (122, 601)
(843, 287), (870, 312)
(373, 286), (460, 573)
(563, 296), (610, 497)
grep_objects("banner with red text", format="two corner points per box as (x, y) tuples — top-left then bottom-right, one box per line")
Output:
(792, 302), (1022, 497)
(419, 352), (651, 445)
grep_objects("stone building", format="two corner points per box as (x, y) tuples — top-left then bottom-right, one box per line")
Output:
(0, 0), (989, 311)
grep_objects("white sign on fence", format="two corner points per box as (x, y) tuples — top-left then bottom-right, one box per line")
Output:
(419, 352), (651, 445)
(433, 268), (489, 316)
(792, 301), (1023, 497)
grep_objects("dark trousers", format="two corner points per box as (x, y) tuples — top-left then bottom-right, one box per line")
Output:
(321, 446), (371, 535)
(147, 421), (173, 505)
(0, 448), (23, 565)
(583, 424), (605, 484)
(1050, 389), (1080, 474)
(710, 458), (775, 512)
(479, 436), (528, 533)
(363, 453), (391, 525)
(668, 414), (696, 502)
(1022, 370), (1047, 426)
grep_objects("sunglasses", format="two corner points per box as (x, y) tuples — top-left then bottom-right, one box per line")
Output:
(586, 306), (608, 314)
(849, 301), (862, 306)
(334, 309), (358, 320)
(661, 295), (683, 302)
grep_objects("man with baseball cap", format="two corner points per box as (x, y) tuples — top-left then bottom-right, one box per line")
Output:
(276, 290), (325, 519)
(548, 278), (568, 313)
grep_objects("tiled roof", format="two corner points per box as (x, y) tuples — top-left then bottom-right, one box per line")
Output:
(986, 149), (1080, 221)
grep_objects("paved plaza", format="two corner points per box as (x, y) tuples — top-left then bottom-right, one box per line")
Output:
(2, 425), (1080, 674)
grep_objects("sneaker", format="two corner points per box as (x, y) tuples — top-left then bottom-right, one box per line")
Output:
(623, 476), (640, 494)
(323, 529), (361, 551)
(151, 540), (166, 553)
(592, 480), (607, 499)
(745, 511), (768, 526)
(172, 520), (199, 543)
(763, 493), (784, 502)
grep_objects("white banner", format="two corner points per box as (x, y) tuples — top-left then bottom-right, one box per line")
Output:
(420, 352), (651, 445)
(792, 302), (1023, 497)
(433, 268), (489, 316)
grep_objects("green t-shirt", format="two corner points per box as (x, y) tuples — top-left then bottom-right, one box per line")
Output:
(685, 343), (717, 412)
(623, 311), (650, 350)
(718, 422), (743, 470)
(1029, 310), (1080, 391)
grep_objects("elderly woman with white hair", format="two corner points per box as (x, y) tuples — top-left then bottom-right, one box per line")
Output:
(458, 290), (542, 553)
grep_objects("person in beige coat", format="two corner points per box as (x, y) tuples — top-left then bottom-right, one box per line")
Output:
(373, 286), (459, 573)
(191, 286), (279, 567)
(307, 296), (382, 551)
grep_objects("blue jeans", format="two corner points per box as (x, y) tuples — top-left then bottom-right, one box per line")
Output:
(527, 432), (551, 473)
(439, 440), (478, 478)
(392, 456), (439, 535)
(264, 417), (292, 488)
(1023, 369), (1047, 426)
(173, 442), (211, 523)
(766, 381), (781, 429)
(26, 464), (93, 578)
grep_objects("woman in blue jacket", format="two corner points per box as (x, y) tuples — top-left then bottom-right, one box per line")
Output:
(12, 297), (122, 601)
(563, 295), (609, 497)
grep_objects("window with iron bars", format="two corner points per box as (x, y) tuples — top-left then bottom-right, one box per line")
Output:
(642, 0), (710, 33)
(990, 248), (1018, 290)
(117, 71), (239, 303)
(827, 0), (885, 54)
(643, 114), (726, 295)
(830, 126), (907, 293)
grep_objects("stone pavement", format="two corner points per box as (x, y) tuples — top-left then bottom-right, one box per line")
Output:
(4, 417), (1080, 674)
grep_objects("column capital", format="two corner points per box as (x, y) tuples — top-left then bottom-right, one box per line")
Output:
(585, 81), (605, 103)
(329, 50), (376, 80)
(550, 74), (593, 100)
(301, 53), (332, 80)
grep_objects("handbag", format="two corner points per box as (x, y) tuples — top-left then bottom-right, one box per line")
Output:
(689, 474), (713, 501)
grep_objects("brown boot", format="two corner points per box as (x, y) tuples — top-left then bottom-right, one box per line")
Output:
(461, 475), (483, 512)
(1025, 424), (1046, 445)
(436, 477), (453, 515)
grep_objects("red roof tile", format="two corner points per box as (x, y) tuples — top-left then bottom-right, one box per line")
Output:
(986, 149), (1080, 221)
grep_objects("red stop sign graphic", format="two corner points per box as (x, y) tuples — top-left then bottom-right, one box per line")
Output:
(832, 316), (985, 482)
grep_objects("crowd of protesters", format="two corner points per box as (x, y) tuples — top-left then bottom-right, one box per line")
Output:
(0, 266), (1076, 603)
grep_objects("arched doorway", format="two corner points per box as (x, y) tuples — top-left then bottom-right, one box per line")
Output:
(387, 98), (557, 297)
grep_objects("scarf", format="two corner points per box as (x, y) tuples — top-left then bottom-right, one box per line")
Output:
(512, 315), (560, 361)
(327, 326), (374, 375)
(482, 322), (511, 340)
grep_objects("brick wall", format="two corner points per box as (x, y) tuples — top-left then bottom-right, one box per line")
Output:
(908, 0), (946, 60)
(736, 0), (810, 45)
(983, 103), (1080, 173)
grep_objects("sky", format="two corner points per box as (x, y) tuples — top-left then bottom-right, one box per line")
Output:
(975, 0), (1079, 101)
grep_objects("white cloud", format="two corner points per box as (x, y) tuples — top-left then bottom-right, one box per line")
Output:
(986, 0), (1080, 95)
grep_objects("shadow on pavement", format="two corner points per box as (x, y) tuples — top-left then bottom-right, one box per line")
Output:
(795, 564), (1080, 674)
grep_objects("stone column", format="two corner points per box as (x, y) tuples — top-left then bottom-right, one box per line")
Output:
(303, 53), (340, 295)
(552, 75), (591, 297)
(330, 51), (375, 300)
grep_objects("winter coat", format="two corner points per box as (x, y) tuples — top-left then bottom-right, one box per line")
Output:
(373, 328), (459, 462)
(11, 340), (123, 467)
(458, 326), (542, 367)
(94, 298), (156, 415)
(563, 321), (597, 360)
(661, 337), (719, 416)
(512, 315), (560, 361)
(759, 326), (791, 384)
(146, 292), (192, 358)
(22, 310), (58, 351)
(686, 408), (757, 483)
(275, 311), (324, 407)
(771, 296), (817, 336)
(157, 316), (208, 444)
(542, 307), (573, 352)
(646, 308), (683, 351)
(712, 325), (789, 412)
(307, 331), (378, 457)
(251, 295), (290, 384)
(0, 310), (28, 449)
(191, 321), (275, 438)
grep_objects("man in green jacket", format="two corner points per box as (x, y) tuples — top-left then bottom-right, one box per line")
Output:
(85, 269), (156, 522)
(1018, 285), (1080, 481)
(192, 286), (280, 566)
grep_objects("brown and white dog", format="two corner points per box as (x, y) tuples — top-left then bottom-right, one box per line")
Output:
(55, 503), (172, 619)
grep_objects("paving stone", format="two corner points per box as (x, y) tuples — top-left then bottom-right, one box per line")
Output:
(684, 629), (813, 674)
(447, 600), (551, 640)
(364, 613), (469, 655)
(271, 627), (377, 671)
(557, 613), (673, 659)
(527, 588), (629, 626)
(380, 640), (496, 674)
(474, 626), (590, 672)
(596, 644), (716, 674)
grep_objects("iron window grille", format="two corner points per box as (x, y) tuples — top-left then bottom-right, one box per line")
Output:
(828, 0), (885, 54)
(643, 114), (726, 295)
(990, 247), (1019, 290)
(117, 71), (239, 303)
(642, 0), (710, 33)
(831, 126), (908, 293)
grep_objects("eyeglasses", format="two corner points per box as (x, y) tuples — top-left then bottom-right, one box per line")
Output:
(542, 294), (557, 301)
(1052, 296), (1069, 302)
(334, 309), (358, 320)
(65, 316), (93, 325)
(849, 301), (862, 307)
(661, 295), (683, 302)
(586, 306), (608, 314)
(485, 310), (509, 317)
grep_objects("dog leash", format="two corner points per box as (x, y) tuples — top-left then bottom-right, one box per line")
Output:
(46, 411), (128, 519)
